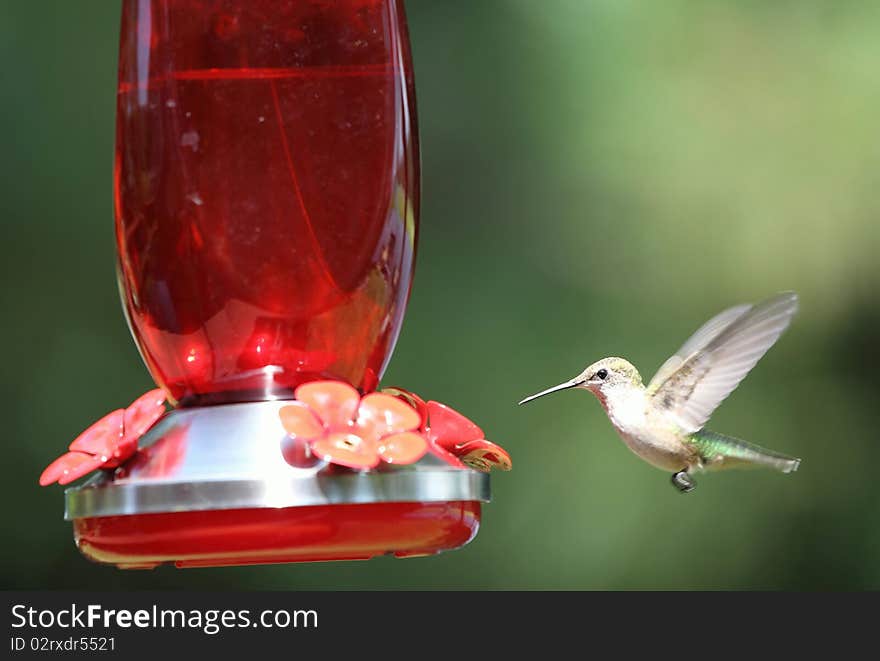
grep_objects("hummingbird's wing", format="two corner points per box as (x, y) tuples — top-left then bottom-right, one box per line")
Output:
(646, 302), (752, 394)
(646, 292), (799, 434)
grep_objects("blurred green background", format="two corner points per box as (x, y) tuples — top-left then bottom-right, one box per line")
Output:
(2, 0), (879, 589)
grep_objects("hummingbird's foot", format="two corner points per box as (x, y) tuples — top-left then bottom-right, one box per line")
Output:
(671, 470), (695, 493)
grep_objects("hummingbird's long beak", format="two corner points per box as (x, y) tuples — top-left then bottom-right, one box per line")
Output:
(518, 378), (584, 406)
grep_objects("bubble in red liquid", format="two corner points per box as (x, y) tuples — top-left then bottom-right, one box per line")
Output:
(115, 0), (419, 405)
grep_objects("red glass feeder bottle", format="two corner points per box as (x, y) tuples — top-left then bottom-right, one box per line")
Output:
(56, 0), (502, 569)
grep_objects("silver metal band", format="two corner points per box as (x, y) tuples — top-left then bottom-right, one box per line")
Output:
(65, 469), (490, 519)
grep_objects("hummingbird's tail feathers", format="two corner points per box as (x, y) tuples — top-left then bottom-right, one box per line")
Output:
(690, 429), (801, 474)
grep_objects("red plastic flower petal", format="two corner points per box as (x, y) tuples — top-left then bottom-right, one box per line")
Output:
(428, 446), (466, 468)
(455, 439), (512, 472)
(355, 393), (421, 443)
(123, 388), (167, 441)
(425, 401), (483, 451)
(423, 400), (511, 472)
(294, 381), (359, 428)
(311, 432), (380, 470)
(40, 389), (168, 486)
(382, 387), (429, 425)
(39, 451), (106, 486)
(68, 409), (125, 459)
(377, 432), (428, 465)
(279, 401), (324, 439)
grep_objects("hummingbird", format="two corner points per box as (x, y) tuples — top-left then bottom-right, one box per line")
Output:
(518, 292), (801, 492)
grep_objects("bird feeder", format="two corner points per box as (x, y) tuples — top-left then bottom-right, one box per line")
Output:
(41, 0), (510, 569)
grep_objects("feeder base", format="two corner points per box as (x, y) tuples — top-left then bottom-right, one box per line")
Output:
(74, 501), (480, 569)
(63, 401), (490, 568)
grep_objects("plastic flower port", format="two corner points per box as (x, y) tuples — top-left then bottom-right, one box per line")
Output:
(278, 381), (428, 470)
(39, 389), (167, 486)
(424, 400), (512, 472)
(382, 388), (512, 472)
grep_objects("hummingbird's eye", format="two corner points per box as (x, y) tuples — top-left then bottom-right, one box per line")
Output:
(596, 368), (608, 380)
